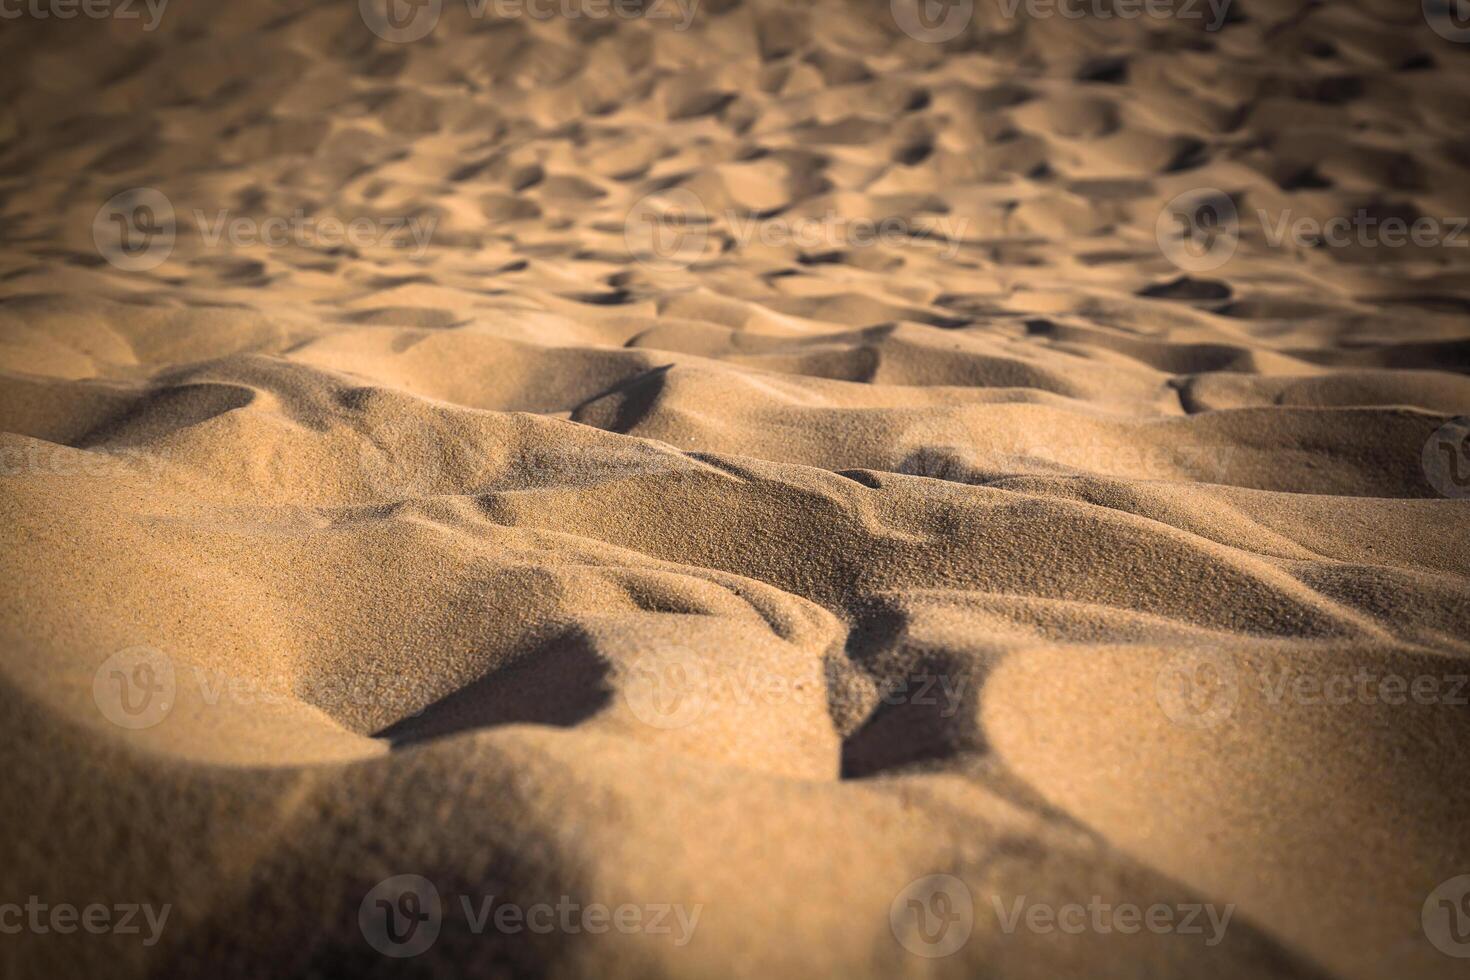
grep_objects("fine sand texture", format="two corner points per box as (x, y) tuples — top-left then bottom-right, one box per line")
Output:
(2, 0), (1469, 977)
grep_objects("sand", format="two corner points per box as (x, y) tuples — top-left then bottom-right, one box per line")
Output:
(1, 0), (1469, 976)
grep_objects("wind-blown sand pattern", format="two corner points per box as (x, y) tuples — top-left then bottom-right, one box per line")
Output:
(2, 0), (1469, 977)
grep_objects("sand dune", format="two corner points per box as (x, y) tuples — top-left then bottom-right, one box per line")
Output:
(1, 0), (1468, 977)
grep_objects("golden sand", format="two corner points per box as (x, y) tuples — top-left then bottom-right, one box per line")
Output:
(1, 0), (1468, 976)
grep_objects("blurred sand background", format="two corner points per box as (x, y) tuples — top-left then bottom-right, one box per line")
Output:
(1, 0), (1469, 976)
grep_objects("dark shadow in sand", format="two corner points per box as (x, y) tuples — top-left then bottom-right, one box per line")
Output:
(377, 635), (612, 749)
